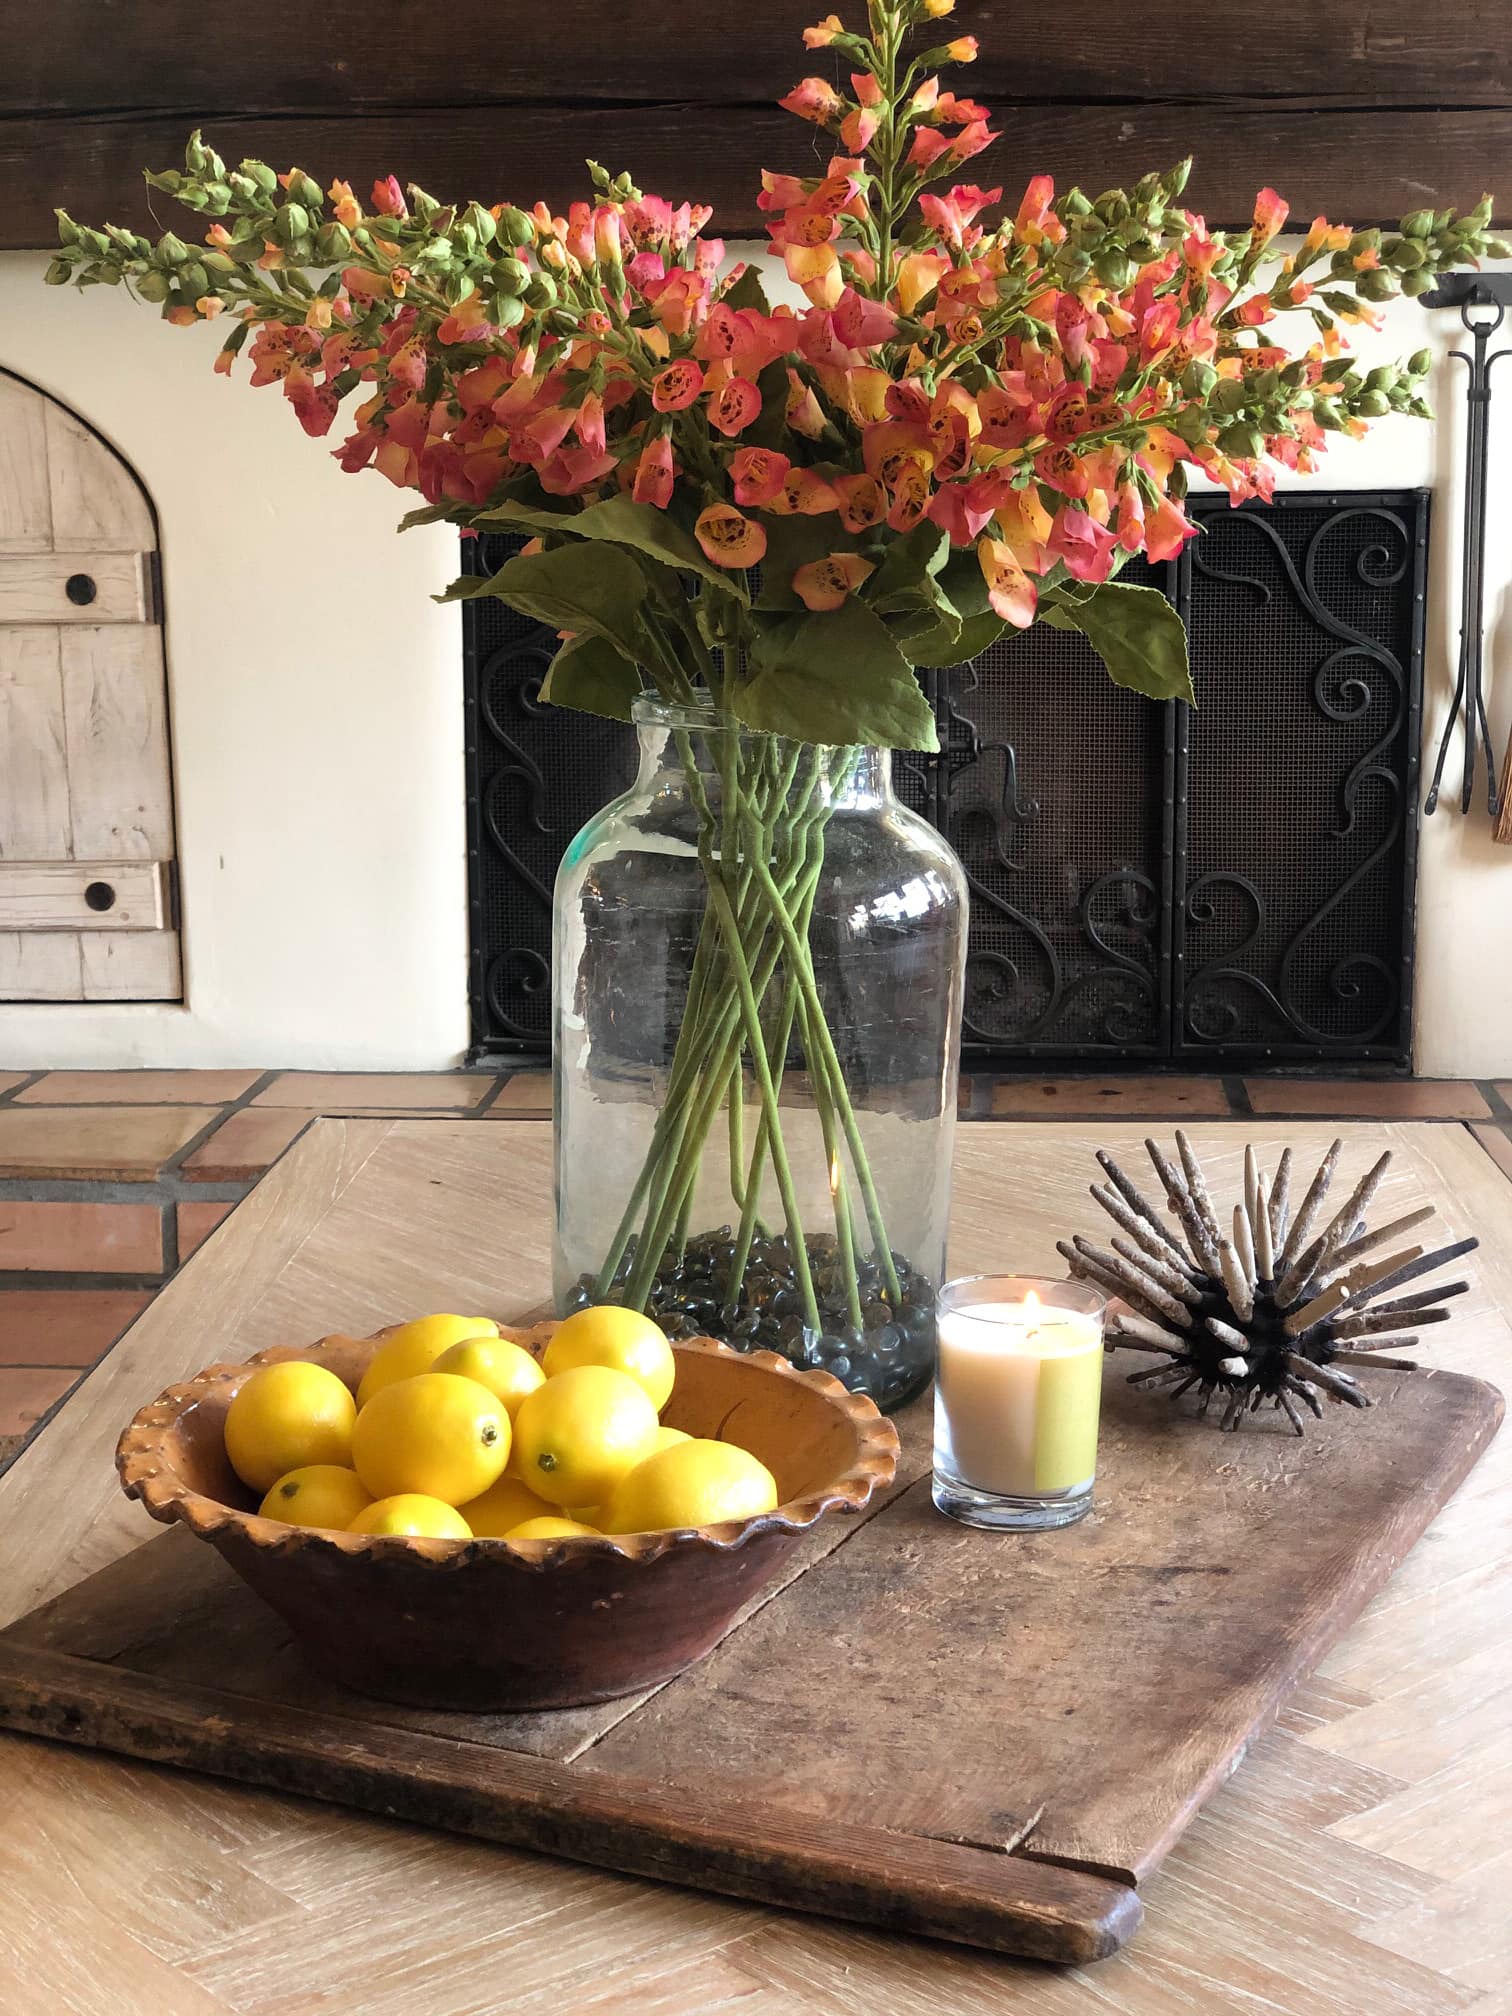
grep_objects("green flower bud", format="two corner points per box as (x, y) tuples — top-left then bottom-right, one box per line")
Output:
(546, 306), (578, 336)
(1401, 208), (1433, 240)
(201, 182), (233, 216)
(1406, 347), (1432, 375)
(1060, 187), (1093, 217)
(497, 205), (535, 247)
(1163, 157), (1193, 199)
(315, 221), (352, 262)
(42, 257), (71, 285)
(1356, 268), (1398, 301)
(1167, 461), (1189, 499)
(1354, 389), (1391, 416)
(491, 292), (527, 330)
(1392, 238), (1426, 270)
(1219, 421), (1266, 459)
(185, 132), (209, 172)
(1279, 358), (1310, 390)
(134, 269), (171, 302)
(1400, 269), (1434, 296)
(200, 250), (238, 274)
(275, 201), (310, 241)
(54, 209), (80, 245)
(241, 159), (279, 194)
(156, 231), (191, 265)
(492, 255), (530, 297)
(523, 271), (557, 309)
(1364, 364), (1398, 393)
(1488, 238), (1512, 260)
(1312, 397), (1343, 430)
(79, 226), (111, 257)
(1405, 394), (1433, 417)
(1093, 246), (1134, 290)
(291, 171), (324, 210)
(409, 184), (440, 222)
(1181, 360), (1219, 398)
(1211, 376), (1249, 414)
(181, 261), (210, 298)
(227, 172), (261, 203)
(96, 262), (122, 285)
(460, 201), (496, 246)
(1093, 191), (1131, 226)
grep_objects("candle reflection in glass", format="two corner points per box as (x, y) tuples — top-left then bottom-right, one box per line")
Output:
(932, 1275), (1106, 1530)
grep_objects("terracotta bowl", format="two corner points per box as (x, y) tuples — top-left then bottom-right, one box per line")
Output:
(116, 1325), (899, 1712)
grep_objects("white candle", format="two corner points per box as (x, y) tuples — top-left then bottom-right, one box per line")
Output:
(935, 1287), (1104, 1497)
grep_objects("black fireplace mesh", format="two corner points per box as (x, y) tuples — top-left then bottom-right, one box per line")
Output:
(461, 491), (1427, 1067)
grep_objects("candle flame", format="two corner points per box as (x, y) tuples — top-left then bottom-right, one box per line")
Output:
(828, 1149), (841, 1197)
(1023, 1289), (1042, 1318)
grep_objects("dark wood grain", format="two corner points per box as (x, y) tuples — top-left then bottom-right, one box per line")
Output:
(0, 1638), (1141, 1965)
(5, 90), (1511, 249)
(9, 1), (1509, 112)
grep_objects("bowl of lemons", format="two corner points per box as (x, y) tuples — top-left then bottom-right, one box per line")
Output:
(116, 1308), (899, 1710)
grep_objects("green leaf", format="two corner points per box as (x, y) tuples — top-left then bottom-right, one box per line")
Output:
(539, 632), (645, 721)
(470, 497), (585, 538)
(754, 514), (862, 610)
(720, 264), (773, 316)
(571, 492), (747, 602)
(866, 523), (949, 612)
(1042, 581), (1195, 705)
(734, 600), (938, 751)
(397, 501), (466, 532)
(744, 359), (795, 451)
(442, 542), (648, 664)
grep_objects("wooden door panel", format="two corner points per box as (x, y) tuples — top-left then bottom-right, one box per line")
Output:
(0, 930), (83, 1001)
(0, 551), (149, 624)
(0, 860), (169, 930)
(0, 377), (51, 553)
(43, 403), (155, 553)
(61, 628), (173, 859)
(79, 929), (181, 1000)
(0, 626), (70, 857)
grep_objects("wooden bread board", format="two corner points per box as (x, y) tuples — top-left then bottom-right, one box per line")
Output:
(0, 1355), (1499, 1966)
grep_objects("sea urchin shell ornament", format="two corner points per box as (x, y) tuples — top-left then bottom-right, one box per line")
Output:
(1060, 1133), (1478, 1435)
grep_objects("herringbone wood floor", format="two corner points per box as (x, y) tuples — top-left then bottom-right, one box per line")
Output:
(0, 1117), (1506, 2016)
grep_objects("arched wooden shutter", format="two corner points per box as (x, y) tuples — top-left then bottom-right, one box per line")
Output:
(0, 371), (180, 1000)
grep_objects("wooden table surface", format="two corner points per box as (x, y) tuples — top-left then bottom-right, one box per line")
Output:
(0, 1117), (1507, 2016)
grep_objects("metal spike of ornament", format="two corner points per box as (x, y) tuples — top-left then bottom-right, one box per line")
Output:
(1073, 1134), (1479, 1437)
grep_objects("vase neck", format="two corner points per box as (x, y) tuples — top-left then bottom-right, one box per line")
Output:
(632, 700), (893, 811)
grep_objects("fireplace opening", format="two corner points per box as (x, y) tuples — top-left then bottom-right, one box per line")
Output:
(462, 489), (1427, 1072)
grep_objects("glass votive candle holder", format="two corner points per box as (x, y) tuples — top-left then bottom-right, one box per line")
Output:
(932, 1274), (1107, 1531)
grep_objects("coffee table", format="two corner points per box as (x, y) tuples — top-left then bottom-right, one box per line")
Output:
(0, 1117), (1506, 2014)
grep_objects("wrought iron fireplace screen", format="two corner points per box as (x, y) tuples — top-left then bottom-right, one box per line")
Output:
(462, 489), (1428, 1069)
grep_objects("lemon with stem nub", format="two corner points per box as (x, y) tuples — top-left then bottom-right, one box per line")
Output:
(357, 1314), (499, 1408)
(349, 1494), (472, 1540)
(542, 1306), (676, 1410)
(510, 1365), (660, 1507)
(352, 1372), (510, 1506)
(224, 1361), (357, 1493)
(258, 1464), (371, 1531)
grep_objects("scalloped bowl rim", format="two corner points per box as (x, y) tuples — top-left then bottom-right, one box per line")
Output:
(116, 1324), (902, 1569)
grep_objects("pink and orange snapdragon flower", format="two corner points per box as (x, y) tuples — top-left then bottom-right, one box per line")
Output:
(50, 0), (1501, 737)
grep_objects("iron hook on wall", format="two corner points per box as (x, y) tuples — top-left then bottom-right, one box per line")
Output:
(1421, 270), (1512, 819)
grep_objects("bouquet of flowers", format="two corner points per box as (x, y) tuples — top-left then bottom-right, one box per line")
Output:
(46, 0), (1503, 1386)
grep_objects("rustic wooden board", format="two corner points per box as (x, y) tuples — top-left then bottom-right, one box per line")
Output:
(0, 1335), (1497, 1965)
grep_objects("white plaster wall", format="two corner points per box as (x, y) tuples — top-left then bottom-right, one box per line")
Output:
(0, 250), (468, 1069)
(0, 242), (1508, 1072)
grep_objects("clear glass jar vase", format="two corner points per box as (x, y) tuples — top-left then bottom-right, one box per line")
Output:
(553, 697), (968, 1412)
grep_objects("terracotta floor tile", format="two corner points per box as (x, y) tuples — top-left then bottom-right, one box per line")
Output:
(0, 1074), (27, 1100)
(484, 1072), (552, 1116)
(0, 1288), (151, 1368)
(0, 1365), (77, 1436)
(177, 1199), (236, 1259)
(1245, 1078), (1492, 1120)
(253, 1072), (496, 1112)
(1471, 1124), (1512, 1187)
(0, 1105), (222, 1180)
(15, 1069), (260, 1105)
(0, 1201), (163, 1274)
(181, 1107), (314, 1181)
(987, 1075), (1231, 1119)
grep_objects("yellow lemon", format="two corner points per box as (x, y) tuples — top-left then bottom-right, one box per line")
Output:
(602, 1438), (779, 1535)
(357, 1313), (500, 1407)
(258, 1464), (371, 1531)
(433, 1336), (545, 1417)
(461, 1474), (556, 1538)
(542, 1306), (675, 1411)
(510, 1365), (660, 1508)
(350, 1494), (472, 1540)
(352, 1373), (510, 1506)
(224, 1361), (357, 1493)
(504, 1516), (600, 1541)
(650, 1424), (690, 1454)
